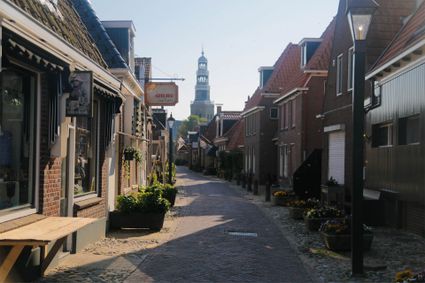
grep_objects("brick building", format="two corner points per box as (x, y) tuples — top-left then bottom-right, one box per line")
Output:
(321, 0), (416, 201)
(0, 0), (124, 276)
(273, 19), (335, 197)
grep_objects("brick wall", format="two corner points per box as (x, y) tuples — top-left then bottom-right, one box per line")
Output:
(39, 74), (61, 217)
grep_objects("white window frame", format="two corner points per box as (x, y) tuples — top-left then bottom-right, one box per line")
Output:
(347, 47), (354, 91)
(336, 53), (343, 96)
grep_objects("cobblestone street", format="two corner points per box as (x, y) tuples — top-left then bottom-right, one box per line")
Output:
(40, 167), (312, 283)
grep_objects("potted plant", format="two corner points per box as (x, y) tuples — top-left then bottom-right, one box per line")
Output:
(110, 186), (170, 231)
(395, 269), (425, 283)
(304, 206), (345, 231)
(287, 198), (320, 220)
(142, 183), (178, 207)
(319, 218), (373, 251)
(161, 184), (178, 206)
(321, 177), (345, 209)
(123, 146), (143, 162)
(272, 190), (297, 206)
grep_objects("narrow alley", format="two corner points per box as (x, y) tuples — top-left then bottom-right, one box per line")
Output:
(40, 167), (312, 283)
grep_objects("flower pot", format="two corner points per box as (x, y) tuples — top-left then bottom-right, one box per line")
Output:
(272, 195), (297, 206)
(320, 232), (374, 251)
(124, 152), (134, 161)
(304, 217), (344, 231)
(289, 207), (305, 220)
(272, 196), (287, 206)
(109, 211), (166, 231)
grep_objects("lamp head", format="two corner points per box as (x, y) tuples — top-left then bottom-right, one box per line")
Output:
(346, 0), (379, 42)
(167, 113), (175, 129)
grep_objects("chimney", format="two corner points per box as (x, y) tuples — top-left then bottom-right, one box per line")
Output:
(216, 104), (223, 114)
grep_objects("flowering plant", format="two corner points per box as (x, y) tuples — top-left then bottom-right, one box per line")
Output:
(395, 269), (425, 283)
(304, 206), (344, 219)
(319, 218), (372, 234)
(273, 191), (295, 198)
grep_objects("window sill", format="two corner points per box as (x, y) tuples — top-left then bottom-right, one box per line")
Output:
(74, 196), (102, 211)
(0, 208), (37, 224)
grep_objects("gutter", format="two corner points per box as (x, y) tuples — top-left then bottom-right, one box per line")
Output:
(273, 87), (308, 104)
(366, 38), (425, 80)
(111, 68), (144, 102)
(241, 106), (265, 117)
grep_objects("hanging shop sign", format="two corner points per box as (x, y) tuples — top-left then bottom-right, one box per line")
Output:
(66, 71), (93, 117)
(146, 82), (179, 106)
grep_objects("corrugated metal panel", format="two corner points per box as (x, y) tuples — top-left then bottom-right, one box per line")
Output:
(371, 63), (425, 124)
(366, 62), (425, 205)
(328, 132), (345, 184)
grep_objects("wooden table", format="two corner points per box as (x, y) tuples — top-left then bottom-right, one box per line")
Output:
(0, 217), (96, 282)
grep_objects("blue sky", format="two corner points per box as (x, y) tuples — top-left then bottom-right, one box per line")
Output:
(91, 0), (339, 120)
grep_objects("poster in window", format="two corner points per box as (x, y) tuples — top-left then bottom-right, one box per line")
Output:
(66, 71), (93, 117)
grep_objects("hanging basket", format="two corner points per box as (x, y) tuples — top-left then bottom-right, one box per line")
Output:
(124, 152), (134, 161)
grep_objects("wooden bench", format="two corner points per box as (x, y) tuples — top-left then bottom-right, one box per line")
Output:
(0, 216), (96, 282)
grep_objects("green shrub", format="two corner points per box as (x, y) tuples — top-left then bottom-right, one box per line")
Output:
(116, 186), (170, 214)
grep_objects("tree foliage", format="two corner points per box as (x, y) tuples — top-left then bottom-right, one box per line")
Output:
(178, 115), (207, 138)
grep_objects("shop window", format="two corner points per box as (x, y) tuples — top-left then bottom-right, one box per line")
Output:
(399, 115), (420, 145)
(74, 101), (99, 197)
(372, 122), (393, 147)
(0, 68), (37, 212)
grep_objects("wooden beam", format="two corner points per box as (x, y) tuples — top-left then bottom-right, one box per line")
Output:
(0, 245), (25, 283)
(40, 237), (66, 276)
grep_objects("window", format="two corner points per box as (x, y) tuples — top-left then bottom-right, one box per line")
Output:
(270, 107), (278, 119)
(336, 54), (343, 95)
(288, 101), (292, 128)
(74, 101), (99, 197)
(292, 100), (296, 128)
(399, 115), (420, 145)
(284, 103), (289, 129)
(0, 67), (37, 213)
(347, 47), (354, 91)
(301, 44), (307, 67)
(372, 123), (393, 147)
(280, 105), (285, 130)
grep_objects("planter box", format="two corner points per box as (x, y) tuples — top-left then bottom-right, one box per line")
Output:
(304, 217), (344, 231)
(109, 211), (166, 231)
(272, 195), (297, 207)
(321, 232), (374, 251)
(288, 207), (305, 220)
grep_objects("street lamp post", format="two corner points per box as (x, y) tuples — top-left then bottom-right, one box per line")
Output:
(346, 0), (378, 276)
(167, 114), (175, 184)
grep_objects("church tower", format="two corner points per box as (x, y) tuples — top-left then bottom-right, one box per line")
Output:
(190, 50), (214, 120)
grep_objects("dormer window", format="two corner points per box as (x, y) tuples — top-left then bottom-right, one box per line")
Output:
(299, 38), (322, 68)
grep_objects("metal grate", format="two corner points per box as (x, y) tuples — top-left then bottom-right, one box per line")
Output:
(227, 231), (258, 237)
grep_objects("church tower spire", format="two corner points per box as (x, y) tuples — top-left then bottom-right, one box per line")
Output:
(190, 50), (214, 120)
